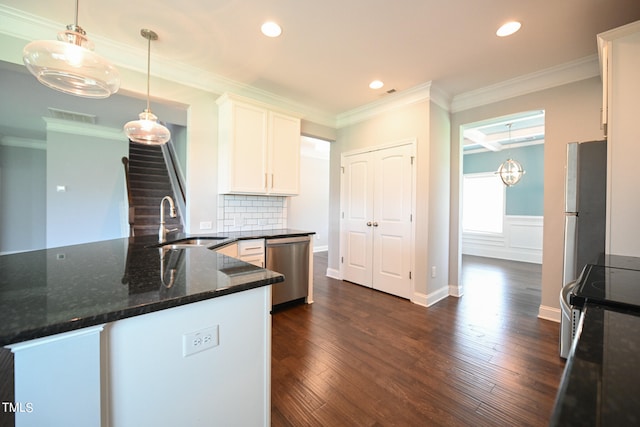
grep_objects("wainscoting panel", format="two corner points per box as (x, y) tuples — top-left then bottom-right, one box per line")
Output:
(462, 216), (543, 264)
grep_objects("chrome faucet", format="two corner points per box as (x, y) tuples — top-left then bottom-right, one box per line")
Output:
(159, 195), (178, 242)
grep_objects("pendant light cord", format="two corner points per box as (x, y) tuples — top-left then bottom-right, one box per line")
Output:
(146, 34), (151, 113)
(74, 0), (79, 27)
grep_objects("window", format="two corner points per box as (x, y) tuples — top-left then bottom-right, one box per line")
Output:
(462, 173), (504, 234)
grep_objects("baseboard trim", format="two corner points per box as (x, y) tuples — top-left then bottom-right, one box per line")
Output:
(449, 284), (463, 298)
(313, 245), (328, 253)
(538, 305), (561, 323)
(412, 286), (450, 307)
(326, 268), (341, 280)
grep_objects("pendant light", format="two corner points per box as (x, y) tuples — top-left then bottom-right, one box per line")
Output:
(22, 0), (120, 98)
(123, 29), (171, 145)
(497, 124), (525, 187)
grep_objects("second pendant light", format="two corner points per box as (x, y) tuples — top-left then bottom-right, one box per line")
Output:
(124, 29), (171, 145)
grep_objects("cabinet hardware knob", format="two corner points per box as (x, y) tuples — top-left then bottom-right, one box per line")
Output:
(366, 221), (372, 226)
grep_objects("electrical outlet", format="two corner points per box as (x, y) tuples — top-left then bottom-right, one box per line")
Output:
(431, 266), (437, 278)
(199, 221), (212, 230)
(183, 325), (219, 357)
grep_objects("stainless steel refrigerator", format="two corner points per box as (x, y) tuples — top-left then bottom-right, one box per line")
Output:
(560, 140), (607, 358)
(562, 140), (607, 285)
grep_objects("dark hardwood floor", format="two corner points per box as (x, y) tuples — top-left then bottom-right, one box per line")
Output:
(271, 253), (565, 426)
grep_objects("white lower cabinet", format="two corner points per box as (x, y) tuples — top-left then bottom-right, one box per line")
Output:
(215, 242), (238, 258)
(6, 289), (272, 427)
(7, 326), (104, 427)
(238, 239), (265, 267)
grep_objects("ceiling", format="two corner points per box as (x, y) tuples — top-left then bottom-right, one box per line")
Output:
(2, 0), (640, 120)
(462, 110), (545, 152)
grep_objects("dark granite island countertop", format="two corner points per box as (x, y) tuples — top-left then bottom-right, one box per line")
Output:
(0, 235), (284, 346)
(550, 303), (640, 426)
(172, 228), (316, 250)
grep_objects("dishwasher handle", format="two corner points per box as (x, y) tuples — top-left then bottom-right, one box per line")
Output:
(266, 236), (311, 246)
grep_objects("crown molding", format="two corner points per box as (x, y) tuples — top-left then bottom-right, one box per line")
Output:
(43, 118), (126, 142)
(0, 4), (337, 128)
(451, 55), (600, 113)
(0, 5), (607, 128)
(336, 82), (437, 128)
(0, 135), (46, 150)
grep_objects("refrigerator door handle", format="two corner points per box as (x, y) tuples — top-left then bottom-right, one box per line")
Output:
(565, 143), (579, 213)
(563, 214), (578, 285)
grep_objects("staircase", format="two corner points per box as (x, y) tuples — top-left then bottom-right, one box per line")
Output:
(123, 143), (183, 237)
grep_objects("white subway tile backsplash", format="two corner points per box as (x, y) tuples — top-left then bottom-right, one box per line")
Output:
(218, 194), (288, 232)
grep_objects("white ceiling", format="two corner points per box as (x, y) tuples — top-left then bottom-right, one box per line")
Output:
(1, 0), (640, 120)
(463, 110), (545, 152)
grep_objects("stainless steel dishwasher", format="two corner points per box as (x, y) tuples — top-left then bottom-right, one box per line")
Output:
(266, 235), (310, 306)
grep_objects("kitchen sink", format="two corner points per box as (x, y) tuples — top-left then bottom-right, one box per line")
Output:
(156, 237), (228, 249)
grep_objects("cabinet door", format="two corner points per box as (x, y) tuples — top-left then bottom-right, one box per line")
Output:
(215, 242), (238, 258)
(268, 112), (300, 195)
(228, 102), (268, 194)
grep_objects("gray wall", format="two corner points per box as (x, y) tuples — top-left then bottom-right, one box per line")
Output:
(46, 126), (128, 248)
(0, 144), (46, 253)
(450, 76), (604, 316)
(330, 97), (451, 299)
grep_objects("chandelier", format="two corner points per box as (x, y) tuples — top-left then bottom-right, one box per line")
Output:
(497, 124), (525, 186)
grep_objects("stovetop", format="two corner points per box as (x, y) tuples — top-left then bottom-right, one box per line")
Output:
(571, 256), (640, 310)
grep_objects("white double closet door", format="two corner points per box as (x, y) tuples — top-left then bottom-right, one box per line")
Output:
(340, 142), (414, 299)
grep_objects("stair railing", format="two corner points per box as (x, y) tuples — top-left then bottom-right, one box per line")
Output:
(121, 157), (135, 236)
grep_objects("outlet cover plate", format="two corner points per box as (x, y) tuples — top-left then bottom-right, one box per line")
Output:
(183, 325), (219, 357)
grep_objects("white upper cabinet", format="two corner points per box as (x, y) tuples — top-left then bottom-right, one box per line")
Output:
(598, 20), (640, 257)
(217, 93), (301, 195)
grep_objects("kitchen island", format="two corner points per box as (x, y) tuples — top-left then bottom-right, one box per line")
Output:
(550, 304), (640, 425)
(0, 234), (285, 426)
(551, 256), (640, 425)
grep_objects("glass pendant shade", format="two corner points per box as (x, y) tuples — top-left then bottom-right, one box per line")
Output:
(497, 158), (525, 186)
(23, 25), (120, 99)
(123, 29), (171, 145)
(124, 110), (171, 145)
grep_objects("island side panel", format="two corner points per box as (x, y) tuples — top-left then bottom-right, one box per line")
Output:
(104, 286), (271, 427)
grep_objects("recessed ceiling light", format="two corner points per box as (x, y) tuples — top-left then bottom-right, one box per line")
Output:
(496, 21), (521, 37)
(369, 80), (384, 90)
(261, 21), (282, 38)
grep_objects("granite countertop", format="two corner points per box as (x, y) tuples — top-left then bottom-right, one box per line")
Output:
(0, 231), (312, 346)
(550, 303), (640, 425)
(172, 228), (316, 249)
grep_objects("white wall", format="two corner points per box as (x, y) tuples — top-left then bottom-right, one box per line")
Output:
(462, 216), (544, 264)
(287, 136), (330, 251)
